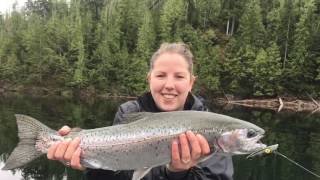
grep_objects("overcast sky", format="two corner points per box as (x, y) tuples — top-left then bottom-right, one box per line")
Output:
(0, 0), (27, 13)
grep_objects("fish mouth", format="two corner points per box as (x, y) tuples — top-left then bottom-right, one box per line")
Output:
(217, 129), (267, 154)
(246, 134), (267, 152)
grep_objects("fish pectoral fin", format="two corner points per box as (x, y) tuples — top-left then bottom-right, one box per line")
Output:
(132, 167), (152, 180)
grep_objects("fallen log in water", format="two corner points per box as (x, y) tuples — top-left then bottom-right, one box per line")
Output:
(219, 97), (320, 113)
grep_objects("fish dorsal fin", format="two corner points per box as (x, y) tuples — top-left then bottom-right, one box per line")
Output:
(132, 167), (152, 180)
(120, 112), (153, 124)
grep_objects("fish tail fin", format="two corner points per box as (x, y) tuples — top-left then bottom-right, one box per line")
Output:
(2, 114), (56, 170)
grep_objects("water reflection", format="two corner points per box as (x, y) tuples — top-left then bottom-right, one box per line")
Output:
(222, 108), (320, 180)
(0, 162), (24, 180)
(0, 96), (319, 180)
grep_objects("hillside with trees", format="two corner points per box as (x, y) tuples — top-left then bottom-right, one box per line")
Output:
(0, 0), (319, 98)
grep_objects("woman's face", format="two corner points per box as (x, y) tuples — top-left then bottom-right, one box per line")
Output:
(148, 52), (195, 111)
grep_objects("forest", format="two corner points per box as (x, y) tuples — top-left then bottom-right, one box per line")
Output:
(0, 0), (319, 98)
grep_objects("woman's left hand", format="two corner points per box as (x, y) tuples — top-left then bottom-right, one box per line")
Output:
(168, 131), (211, 172)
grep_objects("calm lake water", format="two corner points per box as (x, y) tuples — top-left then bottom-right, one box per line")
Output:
(0, 95), (319, 180)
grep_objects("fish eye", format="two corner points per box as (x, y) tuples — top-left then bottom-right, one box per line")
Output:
(247, 129), (257, 138)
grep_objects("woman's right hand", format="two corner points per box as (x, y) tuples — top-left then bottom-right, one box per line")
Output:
(47, 126), (85, 170)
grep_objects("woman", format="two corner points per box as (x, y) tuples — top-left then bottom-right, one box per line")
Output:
(47, 42), (233, 180)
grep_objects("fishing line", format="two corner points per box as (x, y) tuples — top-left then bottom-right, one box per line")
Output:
(273, 151), (320, 178)
(247, 144), (320, 178)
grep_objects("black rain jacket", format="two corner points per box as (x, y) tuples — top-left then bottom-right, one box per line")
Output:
(85, 92), (233, 180)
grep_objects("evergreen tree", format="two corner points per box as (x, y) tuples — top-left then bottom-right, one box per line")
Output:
(222, 0), (266, 95)
(266, 0), (281, 42)
(220, 0), (249, 36)
(194, 0), (221, 29)
(237, 0), (266, 49)
(23, 14), (47, 83)
(44, 1), (72, 86)
(253, 43), (282, 96)
(0, 11), (26, 81)
(278, 0), (296, 69)
(285, 0), (317, 93)
(195, 45), (221, 93)
(312, 1), (320, 83)
(69, 0), (87, 88)
(159, 0), (187, 42)
(0, 0), (319, 97)
(136, 10), (156, 62)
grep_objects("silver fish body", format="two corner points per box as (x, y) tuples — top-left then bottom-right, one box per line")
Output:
(77, 111), (266, 170)
(3, 111), (267, 176)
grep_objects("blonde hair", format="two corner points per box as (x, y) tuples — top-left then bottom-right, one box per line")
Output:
(150, 42), (194, 74)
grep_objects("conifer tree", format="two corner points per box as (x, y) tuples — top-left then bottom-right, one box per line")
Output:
(0, 11), (25, 81)
(160, 0), (187, 42)
(253, 43), (282, 96)
(278, 0), (296, 69)
(266, 0), (281, 42)
(69, 0), (87, 87)
(288, 0), (315, 79)
(194, 0), (221, 29)
(237, 0), (266, 49)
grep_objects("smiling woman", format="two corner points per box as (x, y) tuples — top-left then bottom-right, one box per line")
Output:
(147, 43), (196, 112)
(46, 42), (235, 180)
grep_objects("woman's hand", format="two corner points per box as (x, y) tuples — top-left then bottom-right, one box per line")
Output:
(47, 126), (85, 171)
(168, 131), (210, 172)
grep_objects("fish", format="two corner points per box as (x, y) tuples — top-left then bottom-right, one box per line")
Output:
(3, 111), (267, 180)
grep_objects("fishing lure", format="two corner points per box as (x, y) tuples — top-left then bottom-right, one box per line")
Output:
(246, 144), (279, 159)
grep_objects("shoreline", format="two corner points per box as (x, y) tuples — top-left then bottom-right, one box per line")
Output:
(1, 84), (319, 113)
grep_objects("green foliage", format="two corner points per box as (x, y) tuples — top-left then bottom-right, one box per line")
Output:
(160, 0), (186, 42)
(278, 0), (296, 68)
(69, 0), (87, 88)
(287, 0), (315, 76)
(195, 45), (221, 93)
(253, 43), (282, 96)
(284, 0), (319, 94)
(237, 0), (266, 49)
(136, 10), (156, 62)
(193, 0), (221, 29)
(0, 0), (319, 97)
(266, 2), (281, 42)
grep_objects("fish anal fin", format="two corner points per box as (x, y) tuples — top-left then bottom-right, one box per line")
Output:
(132, 167), (152, 180)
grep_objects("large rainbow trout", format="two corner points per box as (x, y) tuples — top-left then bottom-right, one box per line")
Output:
(3, 111), (267, 180)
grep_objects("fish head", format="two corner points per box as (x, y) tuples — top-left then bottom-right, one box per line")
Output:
(216, 127), (267, 155)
